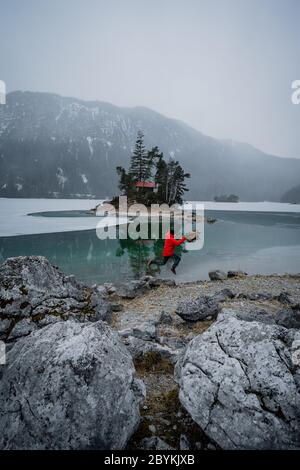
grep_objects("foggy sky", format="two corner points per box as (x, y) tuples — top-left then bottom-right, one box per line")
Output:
(1, 0), (300, 158)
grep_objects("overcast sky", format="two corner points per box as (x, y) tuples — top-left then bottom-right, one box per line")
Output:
(1, 0), (300, 158)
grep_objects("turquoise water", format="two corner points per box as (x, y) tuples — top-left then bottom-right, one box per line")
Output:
(0, 210), (299, 285)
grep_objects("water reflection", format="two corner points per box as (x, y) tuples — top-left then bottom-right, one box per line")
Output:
(0, 211), (299, 285)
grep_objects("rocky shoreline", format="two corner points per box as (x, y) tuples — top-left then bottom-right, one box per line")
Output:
(0, 256), (299, 450)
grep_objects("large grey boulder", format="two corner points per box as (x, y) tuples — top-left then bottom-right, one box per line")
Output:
(175, 309), (300, 449)
(0, 256), (111, 341)
(0, 320), (143, 450)
(176, 295), (220, 322)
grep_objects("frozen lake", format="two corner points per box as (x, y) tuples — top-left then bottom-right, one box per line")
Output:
(1, 198), (300, 237)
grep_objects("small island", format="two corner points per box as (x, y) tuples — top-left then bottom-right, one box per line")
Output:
(214, 194), (239, 203)
(112, 131), (190, 207)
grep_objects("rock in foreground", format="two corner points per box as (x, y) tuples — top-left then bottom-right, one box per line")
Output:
(0, 256), (111, 341)
(0, 320), (143, 449)
(175, 309), (300, 449)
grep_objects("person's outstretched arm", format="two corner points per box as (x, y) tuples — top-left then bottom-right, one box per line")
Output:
(172, 236), (187, 247)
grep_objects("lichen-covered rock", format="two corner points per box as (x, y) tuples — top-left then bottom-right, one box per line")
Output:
(0, 256), (111, 341)
(176, 295), (220, 322)
(175, 309), (300, 449)
(0, 320), (143, 450)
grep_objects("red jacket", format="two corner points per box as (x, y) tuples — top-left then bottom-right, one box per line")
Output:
(163, 232), (186, 257)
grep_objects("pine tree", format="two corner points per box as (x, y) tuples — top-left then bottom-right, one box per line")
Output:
(115, 131), (190, 206)
(129, 131), (150, 182)
(165, 159), (190, 205)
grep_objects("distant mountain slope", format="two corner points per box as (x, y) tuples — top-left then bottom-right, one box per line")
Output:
(1, 91), (300, 200)
(281, 184), (300, 203)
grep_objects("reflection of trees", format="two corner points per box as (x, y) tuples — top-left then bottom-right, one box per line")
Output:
(117, 238), (152, 278)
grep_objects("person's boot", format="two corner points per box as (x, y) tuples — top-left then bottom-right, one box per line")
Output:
(147, 259), (153, 268)
(171, 266), (176, 275)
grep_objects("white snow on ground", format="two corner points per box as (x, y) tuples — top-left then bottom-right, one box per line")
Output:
(0, 199), (299, 238)
(184, 201), (300, 213)
(0, 199), (128, 237)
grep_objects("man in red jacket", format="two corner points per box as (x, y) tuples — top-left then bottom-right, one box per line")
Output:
(148, 229), (187, 275)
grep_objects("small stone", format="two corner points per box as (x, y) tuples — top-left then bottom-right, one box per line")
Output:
(275, 292), (292, 304)
(132, 321), (157, 341)
(179, 434), (191, 450)
(140, 437), (175, 450)
(209, 270), (227, 281)
(207, 443), (216, 450)
(176, 295), (220, 322)
(149, 424), (156, 434)
(227, 270), (247, 278)
(110, 302), (124, 312)
(0, 319), (11, 337)
(159, 311), (173, 324)
(213, 288), (235, 302)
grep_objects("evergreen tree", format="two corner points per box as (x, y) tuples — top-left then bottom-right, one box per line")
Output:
(129, 131), (150, 182)
(165, 159), (190, 205)
(115, 131), (190, 206)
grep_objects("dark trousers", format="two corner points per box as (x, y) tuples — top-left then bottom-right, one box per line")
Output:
(154, 254), (181, 269)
